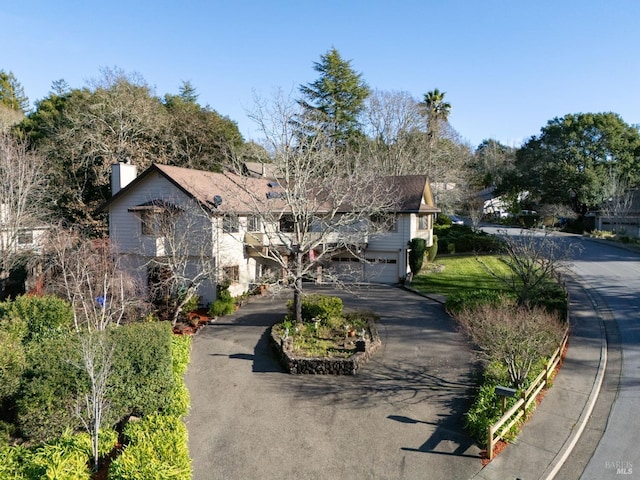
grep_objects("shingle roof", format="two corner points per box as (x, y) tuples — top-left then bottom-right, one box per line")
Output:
(104, 164), (439, 215)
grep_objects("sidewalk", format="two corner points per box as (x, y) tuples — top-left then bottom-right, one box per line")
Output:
(472, 277), (609, 480)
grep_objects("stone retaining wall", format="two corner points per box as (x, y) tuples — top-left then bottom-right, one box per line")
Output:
(271, 320), (381, 375)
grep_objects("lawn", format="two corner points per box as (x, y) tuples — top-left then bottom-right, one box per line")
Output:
(411, 255), (514, 297)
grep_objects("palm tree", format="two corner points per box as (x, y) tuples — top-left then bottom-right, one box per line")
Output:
(421, 88), (451, 139)
(419, 89), (452, 166)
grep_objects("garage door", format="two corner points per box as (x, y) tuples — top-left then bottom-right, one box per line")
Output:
(363, 251), (399, 284)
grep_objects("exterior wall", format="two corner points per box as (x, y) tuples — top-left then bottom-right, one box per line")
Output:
(595, 215), (640, 238)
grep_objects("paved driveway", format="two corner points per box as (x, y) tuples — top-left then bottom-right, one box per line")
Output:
(185, 285), (483, 480)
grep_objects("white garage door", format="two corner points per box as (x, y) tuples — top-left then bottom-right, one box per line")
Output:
(363, 251), (399, 284)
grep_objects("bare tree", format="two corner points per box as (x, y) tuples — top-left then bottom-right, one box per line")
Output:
(75, 331), (114, 472)
(140, 199), (219, 326)
(456, 303), (565, 388)
(478, 230), (580, 306)
(362, 90), (423, 176)
(43, 226), (143, 332)
(600, 173), (635, 235)
(235, 90), (397, 321)
(0, 133), (47, 287)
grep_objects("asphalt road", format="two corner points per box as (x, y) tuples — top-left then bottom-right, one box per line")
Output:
(483, 226), (640, 479)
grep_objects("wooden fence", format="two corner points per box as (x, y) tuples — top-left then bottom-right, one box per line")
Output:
(486, 326), (569, 460)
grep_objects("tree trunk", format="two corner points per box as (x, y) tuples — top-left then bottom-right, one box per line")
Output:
(293, 250), (304, 322)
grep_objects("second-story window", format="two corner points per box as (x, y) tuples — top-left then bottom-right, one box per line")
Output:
(417, 214), (431, 230)
(247, 215), (261, 232)
(223, 214), (239, 233)
(17, 230), (34, 245)
(279, 215), (295, 233)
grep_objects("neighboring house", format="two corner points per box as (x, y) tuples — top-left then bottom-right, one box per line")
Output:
(0, 204), (48, 297)
(586, 189), (640, 238)
(103, 163), (439, 304)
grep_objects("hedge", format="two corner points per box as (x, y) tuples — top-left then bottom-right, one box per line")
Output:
(109, 415), (191, 480)
(16, 321), (176, 441)
(108, 321), (175, 421)
(0, 295), (73, 344)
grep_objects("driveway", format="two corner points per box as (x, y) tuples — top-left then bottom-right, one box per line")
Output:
(185, 285), (483, 480)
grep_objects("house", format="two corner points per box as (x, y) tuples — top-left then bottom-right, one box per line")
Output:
(586, 189), (640, 238)
(103, 162), (439, 304)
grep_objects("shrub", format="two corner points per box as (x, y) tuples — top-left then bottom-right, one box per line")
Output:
(23, 431), (94, 480)
(446, 289), (515, 315)
(164, 335), (192, 418)
(287, 294), (344, 322)
(208, 284), (235, 317)
(109, 415), (191, 480)
(0, 295), (73, 344)
(455, 303), (565, 388)
(428, 235), (438, 262)
(409, 238), (427, 274)
(17, 335), (84, 441)
(108, 322), (174, 421)
(0, 327), (26, 400)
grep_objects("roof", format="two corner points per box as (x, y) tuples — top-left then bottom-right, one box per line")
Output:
(102, 164), (440, 215)
(381, 175), (439, 213)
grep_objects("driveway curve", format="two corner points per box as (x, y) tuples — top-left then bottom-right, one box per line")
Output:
(185, 284), (483, 480)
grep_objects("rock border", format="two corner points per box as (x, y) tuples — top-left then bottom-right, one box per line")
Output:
(270, 319), (381, 375)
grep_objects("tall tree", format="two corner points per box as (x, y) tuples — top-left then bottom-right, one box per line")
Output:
(473, 139), (516, 188)
(20, 68), (169, 235)
(297, 48), (370, 151)
(241, 90), (396, 322)
(420, 88), (451, 148)
(503, 112), (640, 213)
(0, 133), (47, 287)
(163, 85), (243, 172)
(0, 70), (30, 113)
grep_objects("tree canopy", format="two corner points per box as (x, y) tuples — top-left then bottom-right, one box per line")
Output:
(501, 112), (640, 213)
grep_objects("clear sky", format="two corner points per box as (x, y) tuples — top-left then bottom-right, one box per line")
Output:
(2, 0), (639, 148)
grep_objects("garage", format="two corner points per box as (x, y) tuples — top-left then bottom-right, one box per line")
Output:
(363, 251), (399, 284)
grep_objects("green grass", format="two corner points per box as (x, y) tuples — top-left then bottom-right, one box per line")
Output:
(411, 255), (513, 297)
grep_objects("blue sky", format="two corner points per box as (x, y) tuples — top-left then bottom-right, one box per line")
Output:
(2, 1), (639, 148)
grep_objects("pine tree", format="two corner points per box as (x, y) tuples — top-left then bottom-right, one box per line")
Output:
(0, 70), (30, 113)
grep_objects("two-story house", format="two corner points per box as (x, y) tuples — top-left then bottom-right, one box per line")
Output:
(103, 162), (439, 304)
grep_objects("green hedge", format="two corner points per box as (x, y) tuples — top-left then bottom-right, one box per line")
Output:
(108, 322), (175, 421)
(109, 415), (191, 480)
(435, 225), (502, 254)
(0, 429), (117, 479)
(0, 295), (73, 344)
(16, 321), (176, 441)
(17, 335), (84, 441)
(164, 335), (192, 418)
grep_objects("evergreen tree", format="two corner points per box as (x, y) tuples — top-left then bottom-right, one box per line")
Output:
(297, 48), (370, 151)
(0, 70), (30, 113)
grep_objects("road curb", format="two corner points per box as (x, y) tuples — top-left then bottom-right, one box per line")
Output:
(541, 276), (609, 480)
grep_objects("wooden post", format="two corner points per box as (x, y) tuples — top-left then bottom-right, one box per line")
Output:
(487, 425), (495, 460)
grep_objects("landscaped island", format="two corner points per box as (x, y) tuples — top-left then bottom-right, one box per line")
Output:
(271, 294), (381, 375)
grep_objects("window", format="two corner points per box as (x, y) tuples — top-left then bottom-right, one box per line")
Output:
(17, 230), (33, 245)
(223, 265), (240, 283)
(279, 215), (295, 233)
(223, 214), (239, 233)
(417, 214), (431, 231)
(247, 215), (261, 232)
(371, 213), (396, 232)
(141, 211), (158, 236)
